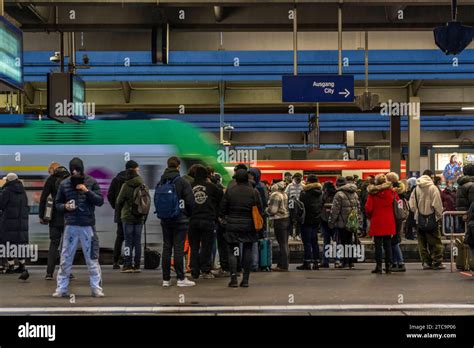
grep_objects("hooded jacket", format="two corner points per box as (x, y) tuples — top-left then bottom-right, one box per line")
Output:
(158, 167), (194, 223)
(190, 167), (224, 222)
(107, 170), (128, 223)
(0, 179), (29, 244)
(321, 182), (336, 223)
(249, 167), (269, 211)
(329, 183), (361, 229)
(266, 181), (289, 220)
(55, 158), (104, 227)
(365, 182), (397, 237)
(38, 166), (70, 227)
(408, 175), (443, 223)
(115, 170), (146, 224)
(299, 182), (323, 226)
(285, 178), (304, 200)
(456, 175), (474, 221)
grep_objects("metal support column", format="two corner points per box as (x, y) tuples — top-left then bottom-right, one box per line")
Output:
(390, 115), (401, 175)
(293, 5), (298, 76)
(0, 0), (4, 16)
(408, 96), (421, 177)
(338, 0), (343, 75)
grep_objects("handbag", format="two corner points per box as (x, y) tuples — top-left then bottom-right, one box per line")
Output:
(414, 188), (437, 232)
(143, 223), (161, 270)
(252, 192), (264, 232)
(392, 192), (408, 222)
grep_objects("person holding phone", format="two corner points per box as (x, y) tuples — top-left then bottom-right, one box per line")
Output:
(53, 157), (104, 298)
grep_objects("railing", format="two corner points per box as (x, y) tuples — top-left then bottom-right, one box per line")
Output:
(442, 211), (468, 273)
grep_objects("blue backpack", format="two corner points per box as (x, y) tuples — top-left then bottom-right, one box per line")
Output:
(154, 176), (181, 220)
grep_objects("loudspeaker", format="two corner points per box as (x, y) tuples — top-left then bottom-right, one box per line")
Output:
(434, 21), (473, 55)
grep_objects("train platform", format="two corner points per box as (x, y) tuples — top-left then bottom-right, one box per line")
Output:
(1, 264), (473, 316)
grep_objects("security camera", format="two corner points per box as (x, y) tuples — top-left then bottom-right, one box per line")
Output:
(82, 54), (89, 65)
(49, 52), (61, 63)
(223, 124), (234, 131)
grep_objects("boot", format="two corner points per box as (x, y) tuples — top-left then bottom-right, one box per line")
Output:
(228, 274), (238, 288)
(240, 272), (249, 288)
(385, 262), (392, 274)
(296, 262), (312, 270)
(13, 263), (25, 274)
(371, 263), (383, 274)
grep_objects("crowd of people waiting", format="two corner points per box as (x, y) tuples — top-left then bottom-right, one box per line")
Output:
(0, 156), (474, 297)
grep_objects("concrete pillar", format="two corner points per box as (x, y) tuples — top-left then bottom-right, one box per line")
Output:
(390, 115), (401, 175)
(408, 96), (421, 177)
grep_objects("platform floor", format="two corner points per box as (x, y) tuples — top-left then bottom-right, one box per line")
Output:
(1, 264), (473, 315)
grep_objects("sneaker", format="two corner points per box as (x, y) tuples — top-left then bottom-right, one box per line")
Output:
(422, 263), (432, 270)
(177, 278), (196, 287)
(335, 262), (346, 269)
(432, 263), (446, 270)
(45, 274), (54, 280)
(92, 290), (105, 298)
(296, 263), (312, 270)
(200, 272), (215, 279)
(348, 263), (355, 270)
(212, 269), (230, 278)
(162, 280), (171, 288)
(312, 263), (320, 270)
(391, 264), (406, 273)
(121, 266), (134, 273)
(52, 290), (69, 298)
(112, 264), (120, 270)
(295, 235), (302, 241)
(132, 267), (141, 273)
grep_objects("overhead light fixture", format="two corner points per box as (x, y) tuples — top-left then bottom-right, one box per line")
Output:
(432, 145), (460, 148)
(461, 106), (474, 110)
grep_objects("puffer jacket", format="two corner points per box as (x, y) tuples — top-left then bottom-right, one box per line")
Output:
(365, 182), (396, 237)
(266, 181), (289, 220)
(408, 175), (443, 223)
(329, 183), (361, 229)
(299, 182), (322, 226)
(107, 170), (127, 223)
(285, 179), (304, 200)
(220, 182), (263, 244)
(456, 175), (474, 221)
(55, 175), (104, 227)
(115, 170), (146, 224)
(0, 179), (29, 244)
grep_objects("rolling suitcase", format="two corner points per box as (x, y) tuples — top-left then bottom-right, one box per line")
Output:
(455, 237), (474, 271)
(258, 238), (272, 271)
(143, 224), (161, 270)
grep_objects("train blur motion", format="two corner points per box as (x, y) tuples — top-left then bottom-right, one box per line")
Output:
(0, 119), (230, 251)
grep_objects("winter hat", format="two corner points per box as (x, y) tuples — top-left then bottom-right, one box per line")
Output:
(374, 174), (387, 185)
(463, 163), (474, 176)
(194, 165), (209, 180)
(125, 160), (139, 170)
(69, 157), (84, 175)
(292, 172), (303, 180)
(386, 172), (399, 183)
(336, 176), (347, 187)
(6, 173), (18, 182)
(407, 177), (417, 189)
(234, 163), (248, 172)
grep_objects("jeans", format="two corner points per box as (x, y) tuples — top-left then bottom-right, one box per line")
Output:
(228, 242), (253, 274)
(56, 225), (102, 293)
(161, 221), (188, 281)
(338, 228), (356, 265)
(113, 222), (124, 264)
(216, 223), (229, 272)
(47, 226), (64, 275)
(417, 226), (444, 265)
(301, 224), (320, 263)
(321, 222), (338, 265)
(251, 242), (259, 271)
(274, 218), (290, 269)
(123, 223), (143, 268)
(374, 235), (392, 265)
(189, 219), (215, 276)
(391, 242), (404, 265)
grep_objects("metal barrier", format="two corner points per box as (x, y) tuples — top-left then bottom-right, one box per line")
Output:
(442, 211), (468, 272)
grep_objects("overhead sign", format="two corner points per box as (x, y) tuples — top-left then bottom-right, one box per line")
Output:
(282, 74), (354, 103)
(0, 16), (23, 90)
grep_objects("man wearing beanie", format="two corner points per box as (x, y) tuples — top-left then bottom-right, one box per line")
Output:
(107, 160), (138, 269)
(54, 157), (105, 297)
(189, 164), (223, 279)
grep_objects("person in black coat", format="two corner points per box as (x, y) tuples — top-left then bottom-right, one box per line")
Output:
(39, 165), (70, 279)
(189, 165), (223, 279)
(457, 164), (474, 218)
(0, 173), (29, 274)
(220, 169), (263, 288)
(107, 162), (136, 269)
(297, 175), (323, 270)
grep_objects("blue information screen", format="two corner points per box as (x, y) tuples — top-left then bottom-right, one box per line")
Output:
(0, 16), (23, 89)
(282, 74), (354, 103)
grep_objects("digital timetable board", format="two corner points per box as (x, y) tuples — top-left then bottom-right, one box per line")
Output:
(0, 16), (23, 90)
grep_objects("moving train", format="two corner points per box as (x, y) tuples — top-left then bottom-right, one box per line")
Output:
(0, 120), (230, 251)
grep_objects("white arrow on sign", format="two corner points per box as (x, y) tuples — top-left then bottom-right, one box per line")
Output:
(338, 89), (351, 98)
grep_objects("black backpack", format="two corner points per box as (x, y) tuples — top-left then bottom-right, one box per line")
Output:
(289, 198), (305, 224)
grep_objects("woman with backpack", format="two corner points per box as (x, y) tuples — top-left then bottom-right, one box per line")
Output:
(328, 177), (361, 269)
(320, 181), (338, 268)
(366, 174), (397, 274)
(115, 161), (148, 273)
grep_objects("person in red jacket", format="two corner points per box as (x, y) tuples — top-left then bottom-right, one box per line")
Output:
(365, 174), (397, 274)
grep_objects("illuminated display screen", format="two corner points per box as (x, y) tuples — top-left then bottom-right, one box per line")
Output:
(0, 16), (23, 89)
(72, 75), (85, 117)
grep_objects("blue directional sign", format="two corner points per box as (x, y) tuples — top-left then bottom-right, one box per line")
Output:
(282, 75), (354, 103)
